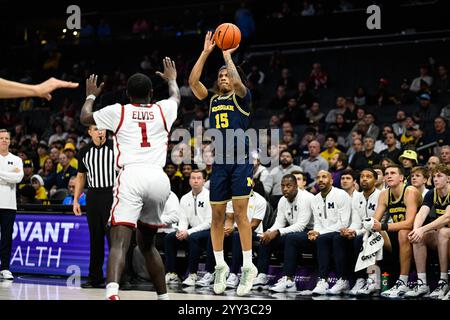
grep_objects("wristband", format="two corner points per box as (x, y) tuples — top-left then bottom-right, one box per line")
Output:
(381, 221), (389, 231)
(86, 94), (96, 101)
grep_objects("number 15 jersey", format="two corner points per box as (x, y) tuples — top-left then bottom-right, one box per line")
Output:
(93, 100), (178, 171)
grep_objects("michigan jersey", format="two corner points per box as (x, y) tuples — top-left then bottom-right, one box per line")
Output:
(386, 185), (408, 223)
(423, 188), (450, 228)
(205, 90), (251, 159)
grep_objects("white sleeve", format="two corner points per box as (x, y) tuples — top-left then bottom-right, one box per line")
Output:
(338, 191), (352, 229)
(252, 195), (267, 221)
(350, 194), (364, 236)
(0, 157), (23, 184)
(156, 99), (178, 129)
(161, 192), (181, 225)
(312, 198), (326, 235)
(188, 200), (212, 235)
(279, 195), (313, 235)
(93, 103), (122, 131)
(268, 199), (287, 231)
(178, 196), (189, 231)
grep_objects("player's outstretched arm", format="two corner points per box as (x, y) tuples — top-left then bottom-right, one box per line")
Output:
(156, 57), (180, 105)
(222, 46), (246, 98)
(0, 77), (78, 100)
(80, 74), (104, 126)
(188, 31), (215, 100)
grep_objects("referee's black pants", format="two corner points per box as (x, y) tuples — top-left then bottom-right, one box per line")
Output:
(86, 188), (113, 284)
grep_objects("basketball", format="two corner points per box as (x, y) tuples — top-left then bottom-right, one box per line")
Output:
(213, 23), (241, 50)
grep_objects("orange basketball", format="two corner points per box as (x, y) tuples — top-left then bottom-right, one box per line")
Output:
(214, 23), (241, 50)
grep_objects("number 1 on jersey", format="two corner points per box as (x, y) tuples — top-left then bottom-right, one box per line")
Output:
(138, 122), (151, 147)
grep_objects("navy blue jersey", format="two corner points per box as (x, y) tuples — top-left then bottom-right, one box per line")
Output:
(204, 89), (252, 160)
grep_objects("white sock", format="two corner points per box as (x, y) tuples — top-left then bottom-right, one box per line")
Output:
(242, 250), (253, 267)
(214, 251), (226, 266)
(157, 293), (170, 300)
(106, 282), (119, 298)
(399, 275), (408, 284)
(417, 273), (427, 284)
(440, 273), (448, 281)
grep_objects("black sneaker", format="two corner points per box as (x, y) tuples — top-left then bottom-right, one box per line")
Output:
(81, 281), (105, 289)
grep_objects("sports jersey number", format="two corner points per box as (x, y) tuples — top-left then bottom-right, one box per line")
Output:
(215, 113), (229, 129)
(138, 122), (151, 147)
(392, 214), (405, 223)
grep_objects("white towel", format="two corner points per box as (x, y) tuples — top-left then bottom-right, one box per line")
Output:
(355, 230), (384, 272)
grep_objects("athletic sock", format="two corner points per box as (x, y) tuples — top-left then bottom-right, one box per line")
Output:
(214, 251), (226, 266)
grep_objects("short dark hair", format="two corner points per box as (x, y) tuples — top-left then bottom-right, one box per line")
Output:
(341, 168), (356, 181)
(361, 168), (378, 180)
(190, 169), (206, 179)
(127, 73), (152, 99)
(282, 174), (297, 184)
(325, 133), (338, 143)
(337, 152), (348, 167)
(291, 170), (307, 182)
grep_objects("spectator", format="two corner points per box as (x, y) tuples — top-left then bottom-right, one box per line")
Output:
(31, 174), (48, 204)
(266, 150), (303, 207)
(36, 140), (49, 169)
(429, 116), (450, 147)
(379, 132), (402, 164)
(374, 125), (400, 153)
(392, 110), (407, 137)
(375, 78), (395, 106)
(307, 62), (328, 89)
(433, 65), (450, 105)
(413, 93), (440, 135)
(325, 96), (347, 125)
(301, 0), (315, 16)
(57, 142), (78, 171)
(394, 78), (415, 105)
(296, 81), (315, 109)
(140, 55), (152, 72)
(409, 126), (433, 165)
(132, 18), (150, 37)
(306, 101), (325, 127)
(334, 113), (350, 137)
(329, 152), (348, 188)
(399, 149), (418, 184)
(320, 133), (342, 165)
(277, 68), (296, 92)
(440, 145), (450, 166)
(62, 176), (86, 205)
(363, 113), (379, 140)
(410, 65), (433, 93)
(300, 140), (329, 189)
(53, 153), (77, 190)
(269, 115), (281, 129)
(247, 65), (265, 85)
(350, 136), (381, 172)
(347, 137), (363, 164)
(343, 97), (357, 125)
(353, 87), (367, 107)
(39, 157), (56, 191)
(281, 98), (305, 126)
(18, 159), (34, 190)
(48, 122), (68, 146)
(268, 85), (288, 110)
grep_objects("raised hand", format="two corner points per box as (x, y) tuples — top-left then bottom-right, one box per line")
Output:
(203, 31), (216, 54)
(86, 74), (104, 97)
(156, 57), (177, 81)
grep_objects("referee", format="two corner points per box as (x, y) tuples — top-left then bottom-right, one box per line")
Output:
(73, 124), (115, 288)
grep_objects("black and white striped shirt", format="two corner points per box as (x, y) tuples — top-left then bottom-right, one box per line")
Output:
(78, 139), (115, 189)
